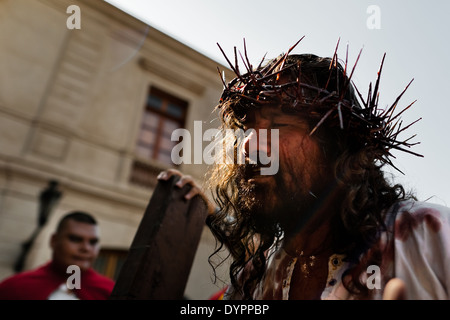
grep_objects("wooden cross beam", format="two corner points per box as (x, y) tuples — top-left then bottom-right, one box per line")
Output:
(109, 175), (208, 300)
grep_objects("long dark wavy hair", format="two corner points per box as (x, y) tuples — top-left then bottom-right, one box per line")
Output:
(205, 51), (418, 299)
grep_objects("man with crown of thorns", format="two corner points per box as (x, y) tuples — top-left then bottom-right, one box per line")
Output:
(159, 37), (450, 300)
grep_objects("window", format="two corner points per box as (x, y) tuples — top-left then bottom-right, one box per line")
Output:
(130, 87), (188, 188)
(93, 249), (128, 281)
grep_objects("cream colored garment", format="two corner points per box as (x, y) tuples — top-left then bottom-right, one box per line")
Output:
(225, 200), (450, 300)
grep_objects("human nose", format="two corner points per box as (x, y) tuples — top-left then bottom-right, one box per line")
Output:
(243, 127), (272, 163)
(80, 240), (93, 252)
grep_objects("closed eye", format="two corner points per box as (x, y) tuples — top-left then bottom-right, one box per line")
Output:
(272, 123), (288, 128)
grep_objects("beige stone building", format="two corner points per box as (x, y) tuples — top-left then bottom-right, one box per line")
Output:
(0, 0), (234, 299)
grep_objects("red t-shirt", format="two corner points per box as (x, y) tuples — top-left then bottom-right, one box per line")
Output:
(0, 261), (115, 300)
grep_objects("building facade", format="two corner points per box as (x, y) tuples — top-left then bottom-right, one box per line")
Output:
(0, 0), (234, 299)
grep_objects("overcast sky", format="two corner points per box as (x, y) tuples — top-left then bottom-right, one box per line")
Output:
(105, 0), (450, 207)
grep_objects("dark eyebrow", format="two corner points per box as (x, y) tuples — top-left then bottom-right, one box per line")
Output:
(67, 234), (99, 243)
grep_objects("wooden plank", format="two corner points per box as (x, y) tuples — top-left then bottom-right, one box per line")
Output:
(109, 175), (208, 300)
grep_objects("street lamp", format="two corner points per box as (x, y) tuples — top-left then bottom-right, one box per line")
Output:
(14, 180), (62, 272)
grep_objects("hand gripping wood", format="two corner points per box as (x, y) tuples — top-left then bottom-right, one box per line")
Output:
(109, 175), (208, 300)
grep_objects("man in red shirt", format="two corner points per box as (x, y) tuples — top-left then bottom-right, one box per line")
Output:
(0, 211), (115, 300)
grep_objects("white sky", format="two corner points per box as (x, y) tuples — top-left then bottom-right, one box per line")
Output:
(105, 0), (450, 207)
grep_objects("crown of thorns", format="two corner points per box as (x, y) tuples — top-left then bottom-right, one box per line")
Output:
(216, 37), (423, 173)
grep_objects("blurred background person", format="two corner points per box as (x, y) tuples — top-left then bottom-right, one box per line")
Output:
(0, 211), (115, 300)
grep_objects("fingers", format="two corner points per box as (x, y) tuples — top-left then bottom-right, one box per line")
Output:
(383, 278), (406, 300)
(156, 170), (217, 214)
(175, 174), (194, 188)
(176, 175), (198, 199)
(157, 169), (200, 200)
(157, 168), (182, 181)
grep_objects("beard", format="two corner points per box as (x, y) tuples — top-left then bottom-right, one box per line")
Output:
(234, 164), (323, 236)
